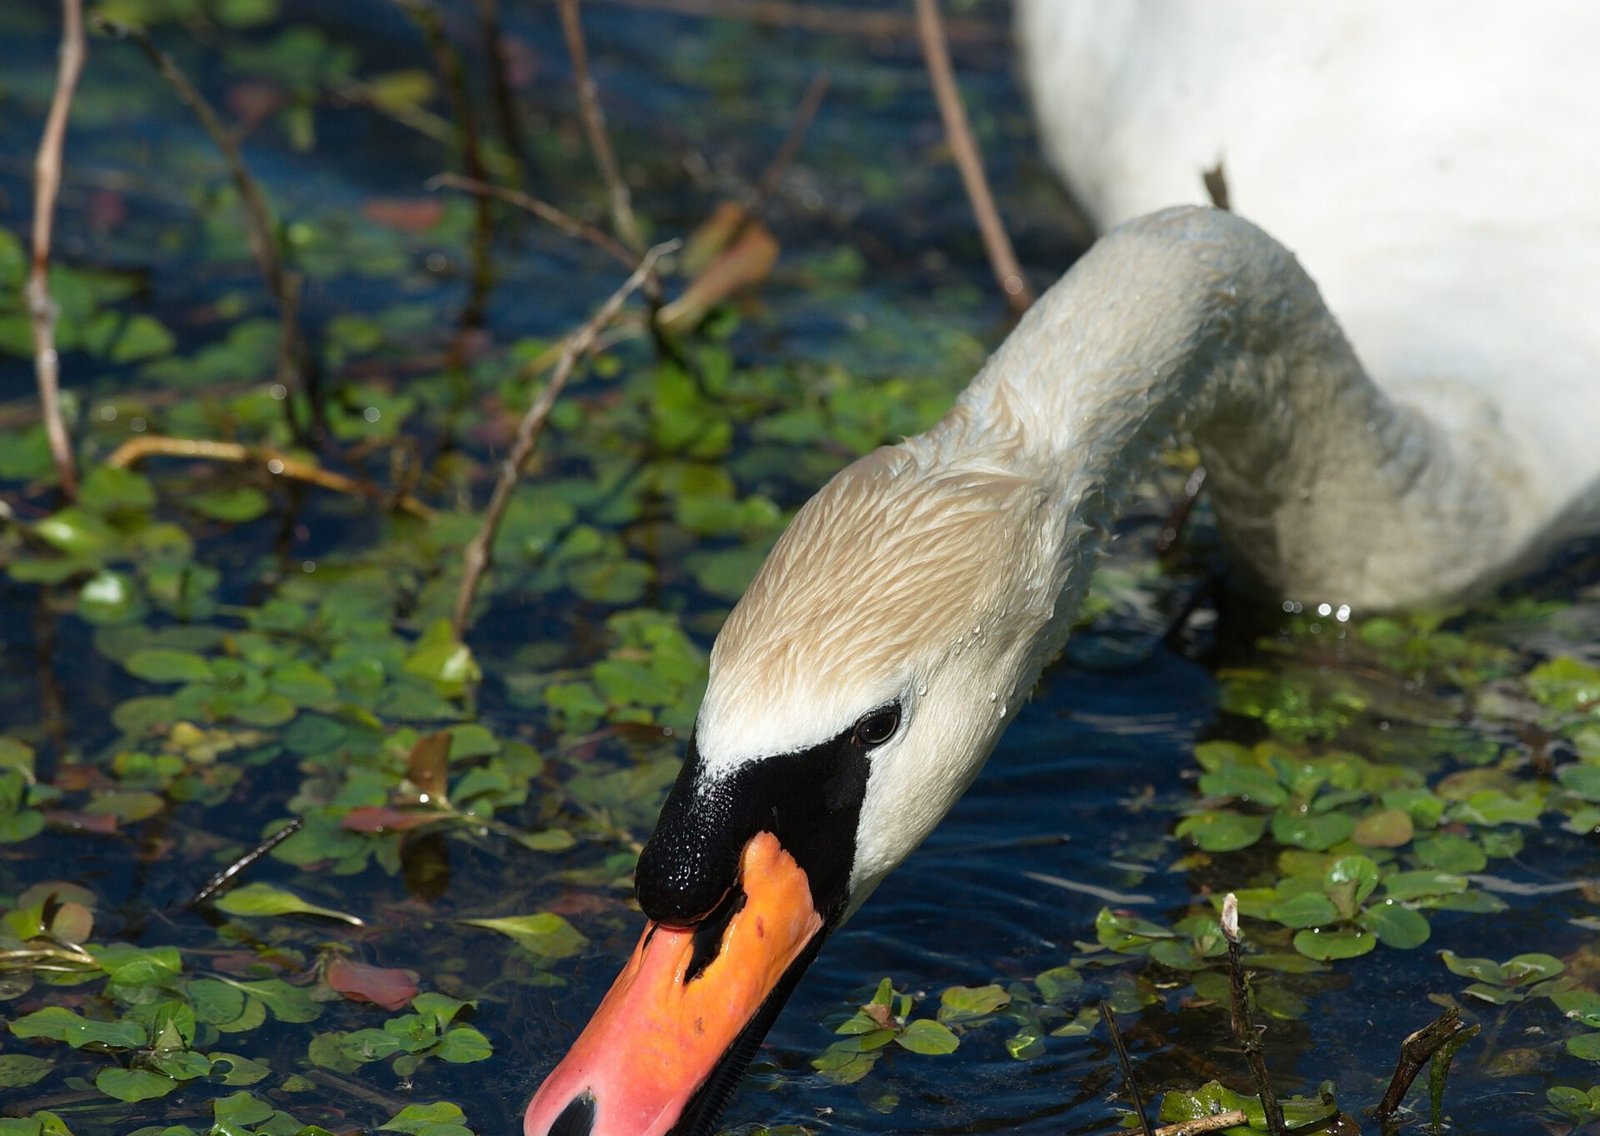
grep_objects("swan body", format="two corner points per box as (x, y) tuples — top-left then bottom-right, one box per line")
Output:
(526, 7), (1600, 1134)
(1019, 0), (1600, 584)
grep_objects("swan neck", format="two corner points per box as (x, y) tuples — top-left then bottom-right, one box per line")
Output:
(946, 207), (1525, 609)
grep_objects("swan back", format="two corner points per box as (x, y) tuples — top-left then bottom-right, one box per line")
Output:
(1018, 0), (1600, 557)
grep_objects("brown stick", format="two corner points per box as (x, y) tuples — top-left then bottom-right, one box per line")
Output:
(557, 0), (646, 254)
(103, 435), (433, 518)
(427, 172), (638, 272)
(1220, 894), (1288, 1136)
(1374, 1006), (1476, 1127)
(1152, 1112), (1250, 1136)
(452, 241), (676, 635)
(187, 817), (304, 909)
(750, 73), (831, 216)
(94, 17), (313, 441)
(914, 0), (1034, 316)
(1101, 1001), (1155, 1136)
(398, 0), (496, 333)
(475, 0), (531, 185)
(27, 0), (87, 500)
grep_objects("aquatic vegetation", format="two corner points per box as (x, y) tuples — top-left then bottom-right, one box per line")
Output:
(0, 2), (1597, 1135)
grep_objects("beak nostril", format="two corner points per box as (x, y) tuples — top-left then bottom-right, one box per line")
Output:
(547, 1092), (595, 1136)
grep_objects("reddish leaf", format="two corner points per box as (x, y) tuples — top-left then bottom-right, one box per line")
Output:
(226, 80), (287, 130)
(326, 958), (419, 1011)
(341, 806), (439, 833)
(659, 219), (779, 335)
(43, 810), (119, 835)
(361, 198), (445, 233)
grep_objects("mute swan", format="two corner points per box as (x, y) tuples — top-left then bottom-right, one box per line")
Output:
(524, 4), (1600, 1134)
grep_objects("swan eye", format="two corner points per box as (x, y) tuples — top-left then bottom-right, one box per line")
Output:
(852, 705), (901, 748)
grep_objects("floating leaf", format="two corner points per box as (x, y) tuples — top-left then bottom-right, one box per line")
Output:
(97, 1067), (180, 1102)
(379, 1101), (470, 1133)
(326, 958), (419, 1010)
(1413, 833), (1487, 872)
(894, 1018), (960, 1055)
(9, 1006), (146, 1049)
(461, 913), (586, 960)
(937, 984), (1010, 1024)
(125, 649), (214, 684)
(1293, 926), (1375, 961)
(0, 1054), (53, 1088)
(1360, 901), (1430, 949)
(1352, 808), (1414, 848)
(1175, 810), (1268, 852)
(215, 882), (364, 925)
(404, 621), (481, 697)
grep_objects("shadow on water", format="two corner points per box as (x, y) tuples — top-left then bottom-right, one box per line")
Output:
(0, 3), (1598, 1136)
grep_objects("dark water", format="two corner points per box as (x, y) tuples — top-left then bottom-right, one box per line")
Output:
(2, 3), (1598, 1135)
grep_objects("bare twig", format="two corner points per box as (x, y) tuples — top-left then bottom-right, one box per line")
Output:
(187, 818), (305, 908)
(427, 172), (638, 272)
(398, 0), (496, 333)
(104, 435), (433, 518)
(1152, 1112), (1251, 1136)
(750, 73), (831, 216)
(914, 0), (1034, 315)
(557, 0), (645, 254)
(1221, 895), (1289, 1136)
(1374, 1006), (1478, 1129)
(94, 16), (315, 442)
(27, 0), (87, 499)
(452, 241), (676, 635)
(1101, 1001), (1155, 1136)
(475, 0), (531, 185)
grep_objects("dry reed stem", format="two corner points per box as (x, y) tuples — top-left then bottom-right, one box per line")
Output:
(1152, 1112), (1251, 1136)
(1221, 895), (1289, 1136)
(914, 0), (1034, 316)
(104, 435), (432, 518)
(1101, 1000), (1155, 1136)
(452, 241), (676, 635)
(428, 172), (638, 272)
(27, 0), (87, 499)
(95, 17), (311, 437)
(557, 0), (646, 254)
(475, 0), (531, 184)
(750, 73), (831, 215)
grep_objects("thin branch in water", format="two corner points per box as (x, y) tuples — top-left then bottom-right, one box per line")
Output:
(1152, 1112), (1251, 1136)
(427, 172), (638, 272)
(1101, 1001), (1155, 1136)
(93, 16), (316, 443)
(557, 0), (646, 254)
(1221, 894), (1289, 1136)
(187, 818), (305, 908)
(452, 240), (678, 635)
(475, 0), (531, 185)
(749, 72), (831, 217)
(914, 0), (1034, 316)
(104, 435), (433, 518)
(27, 0), (87, 500)
(396, 0), (497, 334)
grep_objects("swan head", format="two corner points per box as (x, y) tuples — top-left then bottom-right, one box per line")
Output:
(524, 434), (1070, 1136)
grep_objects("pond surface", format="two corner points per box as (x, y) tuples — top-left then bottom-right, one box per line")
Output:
(2, 3), (1599, 1136)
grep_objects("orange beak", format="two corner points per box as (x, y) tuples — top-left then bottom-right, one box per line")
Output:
(523, 831), (826, 1136)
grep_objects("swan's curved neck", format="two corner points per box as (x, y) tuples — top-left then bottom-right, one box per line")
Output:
(948, 207), (1530, 610)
